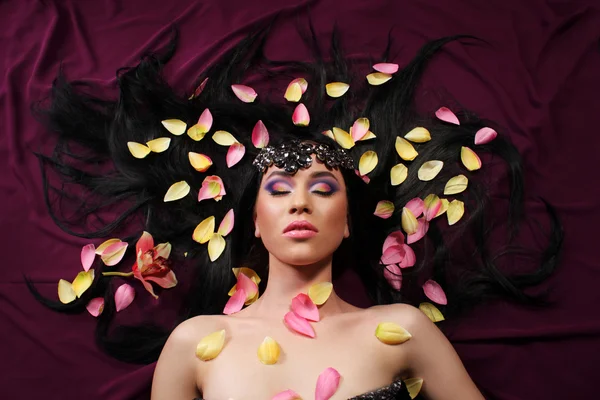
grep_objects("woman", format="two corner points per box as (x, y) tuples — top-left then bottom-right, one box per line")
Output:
(30, 23), (560, 400)
(152, 149), (486, 399)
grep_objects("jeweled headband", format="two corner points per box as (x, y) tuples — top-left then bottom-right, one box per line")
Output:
(252, 140), (354, 174)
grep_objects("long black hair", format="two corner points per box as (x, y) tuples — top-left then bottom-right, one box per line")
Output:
(27, 23), (562, 364)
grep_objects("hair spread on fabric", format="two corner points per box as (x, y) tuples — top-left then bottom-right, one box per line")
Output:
(26, 23), (562, 364)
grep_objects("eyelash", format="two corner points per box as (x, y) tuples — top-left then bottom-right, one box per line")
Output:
(268, 190), (334, 197)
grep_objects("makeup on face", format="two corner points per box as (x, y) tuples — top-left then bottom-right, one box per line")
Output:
(263, 171), (341, 197)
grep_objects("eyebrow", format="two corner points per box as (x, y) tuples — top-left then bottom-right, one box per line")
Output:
(265, 170), (340, 182)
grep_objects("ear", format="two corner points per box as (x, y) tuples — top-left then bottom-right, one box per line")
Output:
(255, 224), (261, 238)
(253, 212), (260, 238)
(343, 220), (350, 239)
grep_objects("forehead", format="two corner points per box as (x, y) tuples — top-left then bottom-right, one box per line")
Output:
(260, 154), (345, 183)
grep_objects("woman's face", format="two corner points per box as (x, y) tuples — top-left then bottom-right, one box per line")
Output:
(254, 154), (350, 266)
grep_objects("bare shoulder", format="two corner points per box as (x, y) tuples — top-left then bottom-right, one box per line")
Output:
(368, 303), (430, 329)
(370, 303), (485, 400)
(151, 315), (223, 400)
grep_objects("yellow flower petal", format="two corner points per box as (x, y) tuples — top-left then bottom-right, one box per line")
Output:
(358, 151), (378, 176)
(375, 322), (412, 345)
(58, 279), (76, 304)
(146, 137), (171, 153)
(325, 82), (349, 98)
(436, 198), (450, 217)
(127, 142), (151, 159)
(232, 267), (261, 285)
(161, 119), (187, 136)
(417, 160), (444, 181)
(405, 378), (424, 399)
(192, 216), (215, 244)
(419, 302), (445, 322)
(284, 82), (303, 102)
(208, 233), (225, 262)
(460, 146), (482, 171)
(443, 175), (468, 195)
(189, 152), (213, 172)
(212, 130), (238, 146)
(100, 242), (128, 266)
(187, 124), (208, 141)
(71, 270), (95, 298)
(308, 282), (333, 305)
(164, 181), (191, 202)
(404, 127), (431, 143)
(196, 329), (226, 361)
(332, 127), (355, 149)
(401, 207), (419, 235)
(95, 238), (121, 255)
(447, 199), (465, 225)
(366, 72), (392, 85)
(245, 290), (259, 306)
(322, 129), (335, 140)
(359, 131), (376, 141)
(395, 137), (418, 161)
(257, 336), (280, 365)
(390, 163), (408, 186)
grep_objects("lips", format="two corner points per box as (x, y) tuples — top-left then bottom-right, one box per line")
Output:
(283, 220), (319, 234)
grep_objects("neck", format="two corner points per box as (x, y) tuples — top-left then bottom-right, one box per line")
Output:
(243, 255), (354, 319)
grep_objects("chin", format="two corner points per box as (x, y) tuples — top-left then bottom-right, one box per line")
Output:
(275, 247), (332, 267)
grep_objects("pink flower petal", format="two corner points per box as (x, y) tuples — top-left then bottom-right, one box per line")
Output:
(292, 103), (310, 126)
(423, 279), (448, 305)
(383, 264), (402, 290)
(405, 198), (424, 218)
(435, 107), (460, 125)
(136, 231), (154, 257)
(190, 77), (208, 99)
(223, 288), (246, 315)
(291, 293), (320, 322)
(354, 169), (370, 183)
(236, 269), (258, 301)
(197, 108), (213, 133)
(101, 241), (129, 266)
(351, 118), (369, 142)
(217, 209), (235, 237)
(383, 231), (405, 254)
(252, 120), (269, 148)
(373, 63), (399, 74)
(205, 176), (226, 196)
(86, 297), (104, 317)
(407, 218), (429, 244)
(475, 127), (497, 145)
(290, 77), (308, 93)
(114, 284), (135, 312)
(381, 245), (406, 265)
(284, 311), (315, 338)
(231, 84), (257, 103)
(226, 142), (245, 168)
(315, 367), (341, 400)
(374, 200), (394, 219)
(81, 244), (96, 271)
(144, 270), (178, 289)
(198, 175), (226, 201)
(399, 245), (416, 268)
(272, 390), (301, 400)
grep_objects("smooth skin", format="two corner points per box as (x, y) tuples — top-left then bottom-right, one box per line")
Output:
(152, 155), (485, 399)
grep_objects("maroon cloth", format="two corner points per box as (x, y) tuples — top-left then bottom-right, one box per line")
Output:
(2, 1), (599, 399)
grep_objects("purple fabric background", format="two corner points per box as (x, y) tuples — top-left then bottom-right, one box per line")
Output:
(1, 1), (599, 399)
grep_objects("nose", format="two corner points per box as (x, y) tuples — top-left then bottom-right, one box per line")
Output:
(289, 189), (312, 215)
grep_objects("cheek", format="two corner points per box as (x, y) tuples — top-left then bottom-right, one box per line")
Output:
(255, 194), (283, 236)
(323, 196), (348, 231)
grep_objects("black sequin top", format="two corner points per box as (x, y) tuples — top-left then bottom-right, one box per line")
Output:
(195, 379), (413, 400)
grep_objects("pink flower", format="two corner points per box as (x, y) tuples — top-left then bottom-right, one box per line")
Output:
(131, 232), (177, 298)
